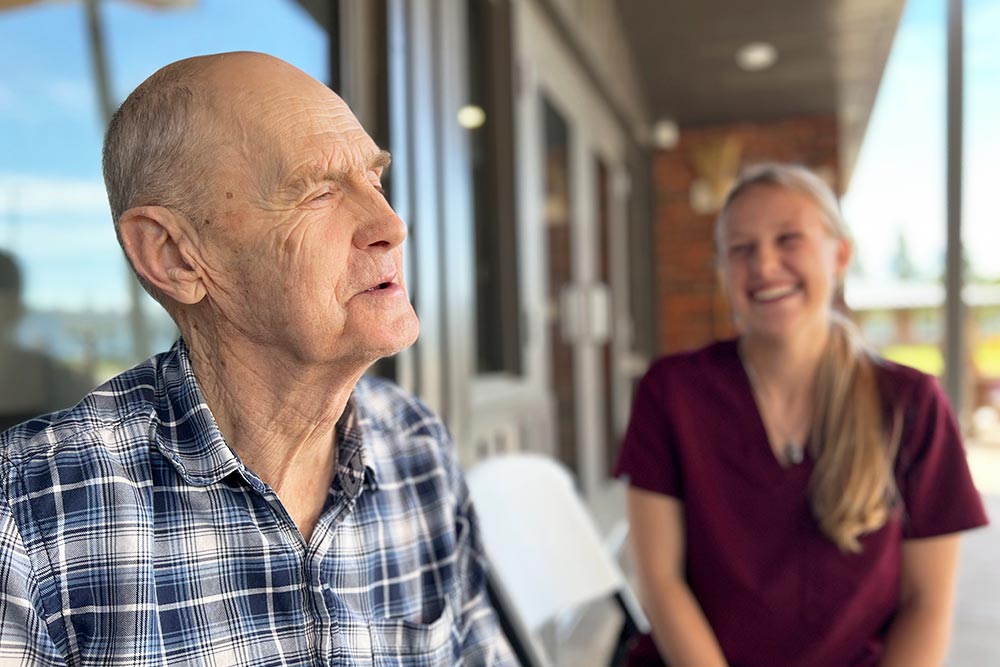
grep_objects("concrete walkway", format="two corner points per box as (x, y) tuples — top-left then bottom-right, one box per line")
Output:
(947, 443), (1000, 666)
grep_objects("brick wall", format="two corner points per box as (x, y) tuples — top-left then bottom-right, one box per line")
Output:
(653, 114), (840, 354)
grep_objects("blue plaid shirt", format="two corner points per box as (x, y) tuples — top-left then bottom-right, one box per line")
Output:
(0, 341), (518, 666)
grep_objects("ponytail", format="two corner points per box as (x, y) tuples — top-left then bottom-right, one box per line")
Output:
(809, 314), (901, 552)
(717, 163), (903, 552)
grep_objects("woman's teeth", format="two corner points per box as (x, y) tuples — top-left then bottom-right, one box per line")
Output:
(752, 285), (797, 302)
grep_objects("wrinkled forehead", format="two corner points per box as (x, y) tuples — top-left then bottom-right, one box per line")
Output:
(220, 79), (380, 195)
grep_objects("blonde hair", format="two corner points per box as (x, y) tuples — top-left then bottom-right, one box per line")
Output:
(717, 163), (900, 553)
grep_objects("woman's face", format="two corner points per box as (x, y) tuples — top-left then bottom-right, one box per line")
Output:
(719, 183), (851, 342)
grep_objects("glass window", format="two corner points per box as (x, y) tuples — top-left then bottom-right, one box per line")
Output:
(0, 0), (329, 429)
(542, 97), (576, 473)
(466, 0), (521, 376)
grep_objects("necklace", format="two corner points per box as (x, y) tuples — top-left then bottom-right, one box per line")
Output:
(738, 342), (808, 466)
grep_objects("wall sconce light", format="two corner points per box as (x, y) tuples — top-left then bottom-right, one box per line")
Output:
(457, 104), (486, 129)
(651, 118), (680, 149)
(689, 134), (743, 214)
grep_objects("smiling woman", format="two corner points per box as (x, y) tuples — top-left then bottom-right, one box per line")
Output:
(617, 162), (987, 667)
(0, 0), (330, 424)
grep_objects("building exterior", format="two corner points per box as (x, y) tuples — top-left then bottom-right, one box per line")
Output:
(0, 0), (906, 497)
(326, 0), (904, 499)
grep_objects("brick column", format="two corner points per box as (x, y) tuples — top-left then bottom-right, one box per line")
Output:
(653, 115), (841, 354)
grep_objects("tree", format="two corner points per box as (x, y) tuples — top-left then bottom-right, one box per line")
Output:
(891, 230), (918, 281)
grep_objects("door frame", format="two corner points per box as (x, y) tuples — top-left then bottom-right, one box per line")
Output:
(512, 0), (632, 496)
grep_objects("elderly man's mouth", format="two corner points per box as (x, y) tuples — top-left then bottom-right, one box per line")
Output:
(357, 272), (403, 297)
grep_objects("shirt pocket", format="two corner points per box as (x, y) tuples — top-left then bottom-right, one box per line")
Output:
(368, 595), (459, 666)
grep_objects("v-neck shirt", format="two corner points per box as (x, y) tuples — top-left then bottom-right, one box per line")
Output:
(615, 338), (988, 667)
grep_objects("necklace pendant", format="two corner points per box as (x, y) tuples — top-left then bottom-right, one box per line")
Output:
(784, 441), (804, 465)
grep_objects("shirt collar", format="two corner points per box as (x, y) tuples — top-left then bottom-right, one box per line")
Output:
(152, 339), (242, 487)
(154, 339), (380, 491)
(337, 391), (381, 493)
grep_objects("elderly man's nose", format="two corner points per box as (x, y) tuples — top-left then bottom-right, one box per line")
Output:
(354, 198), (407, 250)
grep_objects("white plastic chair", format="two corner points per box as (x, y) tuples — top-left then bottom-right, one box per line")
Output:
(466, 453), (649, 667)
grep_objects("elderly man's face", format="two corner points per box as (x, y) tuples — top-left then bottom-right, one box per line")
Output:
(198, 57), (419, 367)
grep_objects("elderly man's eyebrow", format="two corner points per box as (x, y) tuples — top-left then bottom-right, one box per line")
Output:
(284, 150), (392, 195)
(370, 150), (392, 171)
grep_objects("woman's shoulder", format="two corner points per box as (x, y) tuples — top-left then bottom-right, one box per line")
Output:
(872, 355), (943, 407)
(644, 338), (740, 381)
(633, 339), (745, 414)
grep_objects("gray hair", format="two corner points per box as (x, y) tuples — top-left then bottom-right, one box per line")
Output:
(714, 163), (847, 259)
(102, 60), (221, 298)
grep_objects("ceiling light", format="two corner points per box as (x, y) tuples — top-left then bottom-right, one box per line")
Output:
(735, 42), (778, 72)
(457, 105), (486, 129)
(651, 119), (679, 149)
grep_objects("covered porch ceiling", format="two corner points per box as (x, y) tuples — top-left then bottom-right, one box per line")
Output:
(614, 0), (906, 186)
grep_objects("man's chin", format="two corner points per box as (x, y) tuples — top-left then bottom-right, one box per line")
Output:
(395, 314), (421, 352)
(371, 314), (420, 358)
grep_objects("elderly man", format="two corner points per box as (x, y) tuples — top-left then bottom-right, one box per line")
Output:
(0, 52), (518, 666)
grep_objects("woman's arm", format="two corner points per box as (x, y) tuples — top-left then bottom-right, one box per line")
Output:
(627, 487), (728, 667)
(879, 533), (962, 667)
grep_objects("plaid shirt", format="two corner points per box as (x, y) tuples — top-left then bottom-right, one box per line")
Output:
(0, 340), (518, 667)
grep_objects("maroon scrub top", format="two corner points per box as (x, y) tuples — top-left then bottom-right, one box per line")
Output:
(614, 339), (988, 667)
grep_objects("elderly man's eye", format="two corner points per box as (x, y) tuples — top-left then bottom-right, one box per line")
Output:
(366, 168), (388, 196)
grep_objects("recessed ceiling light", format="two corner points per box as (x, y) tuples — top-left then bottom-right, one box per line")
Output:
(651, 119), (679, 149)
(735, 42), (778, 72)
(457, 105), (486, 129)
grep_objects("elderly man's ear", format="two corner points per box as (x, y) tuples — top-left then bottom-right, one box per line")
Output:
(118, 206), (207, 305)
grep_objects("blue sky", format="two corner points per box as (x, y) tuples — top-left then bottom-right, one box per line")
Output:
(842, 0), (999, 282)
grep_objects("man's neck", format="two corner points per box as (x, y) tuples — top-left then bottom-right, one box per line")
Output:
(181, 322), (368, 542)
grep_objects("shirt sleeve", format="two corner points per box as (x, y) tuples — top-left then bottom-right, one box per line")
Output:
(0, 484), (65, 666)
(613, 361), (684, 498)
(897, 374), (989, 538)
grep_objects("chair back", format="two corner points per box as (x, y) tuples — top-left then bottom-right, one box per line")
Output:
(467, 453), (644, 666)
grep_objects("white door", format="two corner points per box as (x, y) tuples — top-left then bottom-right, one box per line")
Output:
(513, 0), (633, 496)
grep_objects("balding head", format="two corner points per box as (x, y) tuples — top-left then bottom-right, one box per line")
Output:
(107, 52), (416, 366)
(102, 52), (300, 301)
(104, 55), (220, 235)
